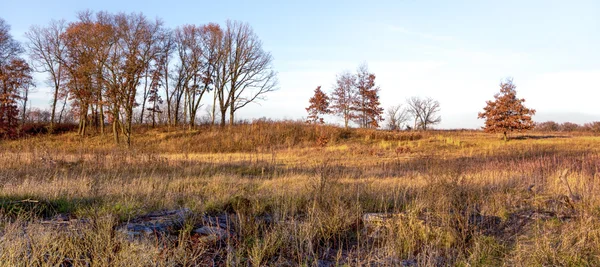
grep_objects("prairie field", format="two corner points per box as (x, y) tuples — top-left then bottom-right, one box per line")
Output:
(1, 122), (600, 266)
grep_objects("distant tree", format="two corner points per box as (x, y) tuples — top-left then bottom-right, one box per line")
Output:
(584, 122), (600, 133)
(26, 108), (51, 123)
(535, 121), (559, 131)
(478, 78), (535, 141)
(330, 71), (356, 129)
(560, 122), (581, 132)
(306, 86), (330, 124)
(353, 63), (383, 128)
(386, 104), (409, 130)
(406, 96), (441, 130)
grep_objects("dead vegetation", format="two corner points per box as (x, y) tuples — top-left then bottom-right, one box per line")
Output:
(1, 122), (600, 266)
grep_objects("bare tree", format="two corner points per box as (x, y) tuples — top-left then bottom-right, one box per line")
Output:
(217, 20), (277, 126)
(111, 13), (163, 145)
(330, 71), (356, 129)
(199, 24), (222, 127)
(154, 29), (175, 126)
(19, 68), (35, 126)
(172, 23), (222, 130)
(25, 20), (67, 133)
(386, 104), (409, 130)
(406, 96), (441, 130)
(174, 25), (205, 129)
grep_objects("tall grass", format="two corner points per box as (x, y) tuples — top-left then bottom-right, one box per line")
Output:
(1, 122), (600, 265)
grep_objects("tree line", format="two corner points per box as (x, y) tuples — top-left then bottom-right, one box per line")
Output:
(535, 121), (600, 133)
(307, 74), (540, 141)
(306, 63), (442, 130)
(0, 12), (277, 144)
(0, 12), (588, 142)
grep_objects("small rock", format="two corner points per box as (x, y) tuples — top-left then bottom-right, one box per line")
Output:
(193, 226), (229, 242)
(317, 259), (334, 267)
(117, 208), (191, 241)
(40, 213), (91, 230)
(401, 258), (417, 266)
(362, 213), (405, 237)
(362, 213), (404, 226)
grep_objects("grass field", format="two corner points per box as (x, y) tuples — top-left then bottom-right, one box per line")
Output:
(1, 122), (599, 266)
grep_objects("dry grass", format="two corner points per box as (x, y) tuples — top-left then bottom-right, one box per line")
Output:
(1, 121), (600, 266)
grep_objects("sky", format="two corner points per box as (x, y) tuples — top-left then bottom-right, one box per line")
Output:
(1, 0), (599, 129)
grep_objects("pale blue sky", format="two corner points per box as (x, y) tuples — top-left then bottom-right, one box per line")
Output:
(1, 0), (599, 128)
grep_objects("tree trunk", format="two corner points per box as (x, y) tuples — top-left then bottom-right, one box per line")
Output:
(124, 104), (133, 147)
(58, 92), (68, 124)
(49, 84), (59, 133)
(164, 63), (171, 127)
(99, 101), (104, 135)
(220, 107), (227, 127)
(79, 110), (87, 137)
(174, 90), (183, 126)
(139, 69), (149, 124)
(151, 111), (156, 128)
(189, 113), (194, 131)
(112, 118), (119, 144)
(165, 90), (171, 126)
(21, 98), (27, 127)
(92, 104), (98, 132)
(211, 91), (217, 125)
(229, 103), (235, 126)
(183, 92), (188, 127)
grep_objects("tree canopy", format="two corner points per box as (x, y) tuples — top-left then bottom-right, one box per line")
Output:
(478, 78), (535, 140)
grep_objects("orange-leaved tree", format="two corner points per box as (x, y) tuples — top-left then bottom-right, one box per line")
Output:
(306, 86), (330, 124)
(478, 78), (535, 141)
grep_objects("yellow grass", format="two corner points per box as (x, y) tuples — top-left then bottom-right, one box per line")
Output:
(1, 122), (600, 265)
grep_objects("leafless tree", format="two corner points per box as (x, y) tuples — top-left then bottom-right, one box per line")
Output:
(111, 13), (163, 145)
(173, 25), (205, 129)
(172, 23), (222, 130)
(386, 104), (409, 130)
(330, 71), (356, 129)
(19, 76), (35, 126)
(216, 20), (277, 126)
(199, 24), (223, 126)
(154, 29), (175, 126)
(25, 20), (67, 132)
(406, 96), (441, 130)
